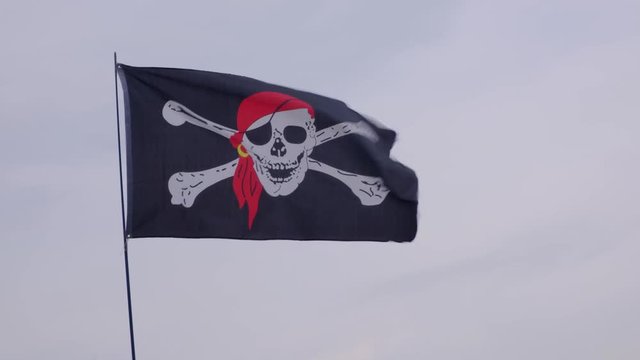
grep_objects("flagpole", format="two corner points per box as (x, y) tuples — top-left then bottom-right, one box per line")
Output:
(114, 51), (137, 360)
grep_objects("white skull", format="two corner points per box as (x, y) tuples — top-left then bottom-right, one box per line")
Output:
(242, 108), (316, 196)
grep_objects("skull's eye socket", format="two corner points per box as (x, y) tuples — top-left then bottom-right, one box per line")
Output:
(283, 126), (307, 144)
(245, 122), (272, 145)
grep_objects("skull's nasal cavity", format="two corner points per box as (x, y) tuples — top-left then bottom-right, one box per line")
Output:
(271, 137), (287, 157)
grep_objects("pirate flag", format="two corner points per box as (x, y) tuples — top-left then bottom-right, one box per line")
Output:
(117, 64), (418, 242)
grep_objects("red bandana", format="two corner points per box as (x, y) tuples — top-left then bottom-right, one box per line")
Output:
(229, 92), (315, 229)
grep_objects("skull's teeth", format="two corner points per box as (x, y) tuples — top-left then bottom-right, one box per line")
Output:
(264, 161), (298, 170)
(267, 167), (295, 183)
(260, 159), (302, 183)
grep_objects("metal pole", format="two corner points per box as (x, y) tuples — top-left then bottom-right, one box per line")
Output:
(114, 51), (137, 360)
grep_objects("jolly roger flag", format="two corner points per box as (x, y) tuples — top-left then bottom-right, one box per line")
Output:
(117, 64), (418, 242)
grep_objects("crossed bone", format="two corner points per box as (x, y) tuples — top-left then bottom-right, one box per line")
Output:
(162, 100), (390, 208)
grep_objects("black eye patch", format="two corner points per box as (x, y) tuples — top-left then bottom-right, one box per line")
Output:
(245, 122), (272, 145)
(283, 126), (307, 144)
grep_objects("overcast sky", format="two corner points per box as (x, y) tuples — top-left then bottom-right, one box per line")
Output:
(1, 0), (640, 359)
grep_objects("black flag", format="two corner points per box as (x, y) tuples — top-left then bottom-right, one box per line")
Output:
(117, 64), (418, 242)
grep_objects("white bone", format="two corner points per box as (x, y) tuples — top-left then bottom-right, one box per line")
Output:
(307, 158), (389, 205)
(163, 100), (377, 145)
(168, 159), (238, 207)
(315, 121), (379, 145)
(164, 101), (388, 207)
(162, 100), (235, 139)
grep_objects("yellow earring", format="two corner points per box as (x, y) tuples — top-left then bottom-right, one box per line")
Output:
(237, 144), (249, 158)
